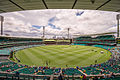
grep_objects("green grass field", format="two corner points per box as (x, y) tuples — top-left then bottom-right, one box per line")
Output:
(14, 45), (111, 68)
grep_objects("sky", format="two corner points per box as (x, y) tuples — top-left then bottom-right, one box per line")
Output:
(0, 9), (119, 38)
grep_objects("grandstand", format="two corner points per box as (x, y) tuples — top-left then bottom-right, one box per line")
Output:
(0, 36), (43, 55)
(73, 35), (116, 50)
(73, 35), (116, 46)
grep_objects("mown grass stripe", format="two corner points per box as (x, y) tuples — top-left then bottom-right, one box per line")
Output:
(15, 45), (111, 68)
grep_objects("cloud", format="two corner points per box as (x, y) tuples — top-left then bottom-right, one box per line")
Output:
(76, 11), (84, 16)
(48, 16), (58, 23)
(32, 25), (42, 29)
(48, 23), (61, 30)
(0, 9), (119, 38)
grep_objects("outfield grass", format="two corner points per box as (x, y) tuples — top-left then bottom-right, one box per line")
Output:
(15, 45), (112, 68)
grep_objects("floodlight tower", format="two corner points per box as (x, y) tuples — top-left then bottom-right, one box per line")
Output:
(117, 14), (120, 37)
(0, 15), (4, 35)
(67, 28), (70, 39)
(43, 26), (45, 40)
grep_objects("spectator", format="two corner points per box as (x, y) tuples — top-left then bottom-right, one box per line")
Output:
(83, 74), (87, 80)
(15, 71), (20, 79)
(58, 74), (63, 80)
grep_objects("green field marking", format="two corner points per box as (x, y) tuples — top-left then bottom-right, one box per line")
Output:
(15, 45), (112, 68)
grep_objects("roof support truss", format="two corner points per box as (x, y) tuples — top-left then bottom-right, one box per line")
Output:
(96, 0), (111, 10)
(72, 0), (78, 9)
(9, 0), (25, 10)
(42, 0), (48, 9)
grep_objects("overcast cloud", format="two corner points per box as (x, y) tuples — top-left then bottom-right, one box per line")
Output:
(0, 9), (119, 38)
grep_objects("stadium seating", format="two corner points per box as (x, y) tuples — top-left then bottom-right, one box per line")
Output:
(73, 35), (116, 46)
(0, 36), (43, 55)
(0, 48), (120, 80)
(92, 45), (114, 50)
(1, 64), (23, 72)
(62, 68), (82, 75)
(0, 36), (43, 51)
(0, 62), (14, 67)
(14, 67), (37, 74)
(0, 45), (42, 55)
(0, 35), (120, 80)
(80, 67), (102, 75)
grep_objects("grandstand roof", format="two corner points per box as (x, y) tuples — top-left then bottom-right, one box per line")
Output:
(74, 32), (116, 37)
(0, 35), (42, 39)
(0, 0), (120, 13)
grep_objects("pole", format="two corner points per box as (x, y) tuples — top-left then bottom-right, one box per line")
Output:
(43, 26), (45, 39)
(1, 21), (3, 35)
(68, 28), (70, 39)
(0, 16), (4, 35)
(117, 14), (120, 37)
